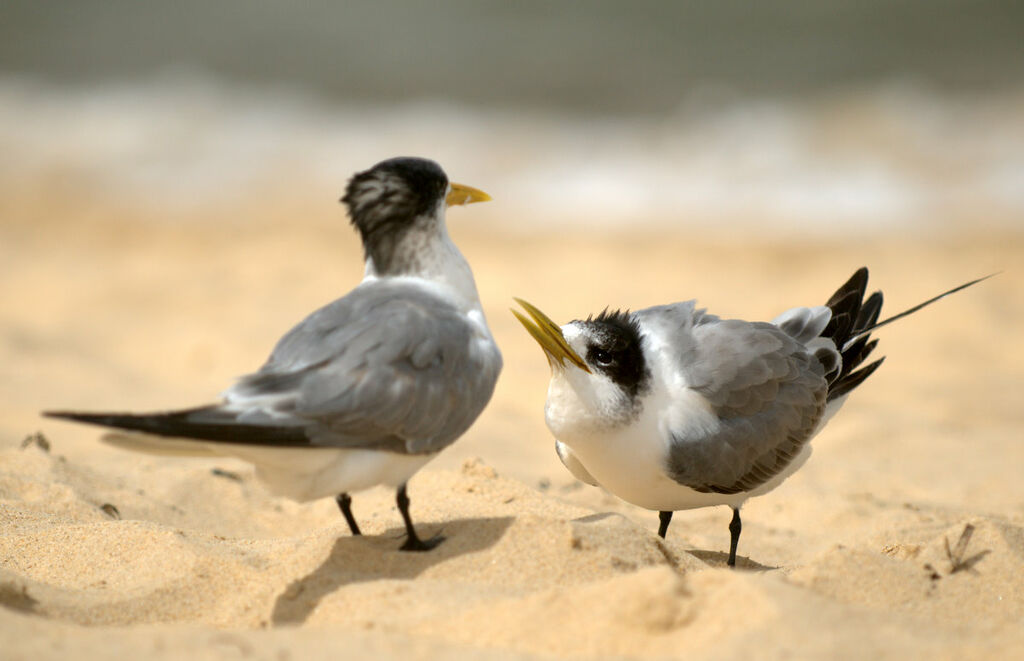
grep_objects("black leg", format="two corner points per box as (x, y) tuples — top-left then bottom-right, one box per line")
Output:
(727, 507), (742, 568)
(335, 493), (361, 536)
(657, 511), (674, 538)
(396, 483), (444, 552)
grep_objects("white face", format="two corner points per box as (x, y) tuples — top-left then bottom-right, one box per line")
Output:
(543, 322), (638, 440)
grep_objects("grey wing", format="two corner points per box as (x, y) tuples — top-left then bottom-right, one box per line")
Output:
(665, 318), (827, 494)
(225, 280), (501, 454)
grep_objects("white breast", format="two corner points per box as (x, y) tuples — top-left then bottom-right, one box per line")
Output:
(552, 386), (740, 511)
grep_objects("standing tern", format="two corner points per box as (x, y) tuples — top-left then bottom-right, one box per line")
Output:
(46, 156), (502, 551)
(513, 268), (989, 566)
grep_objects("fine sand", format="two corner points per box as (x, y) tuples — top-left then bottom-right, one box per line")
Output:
(1, 187), (1022, 659)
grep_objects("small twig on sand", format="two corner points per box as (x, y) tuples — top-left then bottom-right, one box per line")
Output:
(211, 467), (243, 482)
(20, 431), (50, 452)
(944, 523), (990, 575)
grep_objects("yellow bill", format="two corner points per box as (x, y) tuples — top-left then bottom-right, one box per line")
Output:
(512, 298), (590, 372)
(446, 182), (492, 207)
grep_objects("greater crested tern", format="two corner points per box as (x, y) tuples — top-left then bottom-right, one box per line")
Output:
(46, 156), (502, 551)
(514, 268), (989, 566)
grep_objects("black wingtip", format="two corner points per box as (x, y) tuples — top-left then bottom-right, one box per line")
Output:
(822, 268), (883, 399)
(825, 267), (868, 311)
(823, 268), (873, 352)
(42, 406), (313, 447)
(828, 357), (886, 402)
(43, 410), (112, 424)
(42, 409), (189, 431)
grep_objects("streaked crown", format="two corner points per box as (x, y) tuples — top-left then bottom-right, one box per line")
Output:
(340, 157), (449, 272)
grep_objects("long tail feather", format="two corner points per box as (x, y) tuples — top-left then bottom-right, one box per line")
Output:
(821, 269), (993, 402)
(844, 273), (997, 348)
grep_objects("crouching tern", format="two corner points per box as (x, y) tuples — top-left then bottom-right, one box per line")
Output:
(513, 269), (989, 566)
(45, 157), (502, 551)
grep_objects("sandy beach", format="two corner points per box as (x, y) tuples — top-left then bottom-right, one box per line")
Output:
(2, 183), (1023, 659)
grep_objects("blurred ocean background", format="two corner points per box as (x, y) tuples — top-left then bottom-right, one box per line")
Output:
(2, 0), (1023, 234)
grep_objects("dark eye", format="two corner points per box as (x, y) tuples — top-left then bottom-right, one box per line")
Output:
(592, 349), (614, 366)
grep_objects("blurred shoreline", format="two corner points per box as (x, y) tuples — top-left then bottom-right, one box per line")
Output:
(2, 75), (1022, 237)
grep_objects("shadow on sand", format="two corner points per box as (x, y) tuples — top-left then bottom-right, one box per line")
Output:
(685, 549), (778, 572)
(271, 515), (513, 625)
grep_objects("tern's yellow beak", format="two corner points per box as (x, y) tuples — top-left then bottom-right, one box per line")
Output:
(512, 298), (591, 373)
(446, 182), (492, 207)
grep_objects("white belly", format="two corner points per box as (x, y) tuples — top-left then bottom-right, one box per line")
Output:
(564, 428), (813, 512)
(103, 430), (437, 502)
(562, 431), (732, 511)
(220, 445), (436, 502)
(554, 384), (822, 513)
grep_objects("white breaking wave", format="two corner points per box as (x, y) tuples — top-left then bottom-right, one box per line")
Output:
(2, 74), (1022, 234)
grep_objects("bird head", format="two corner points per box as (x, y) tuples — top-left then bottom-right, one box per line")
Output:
(341, 157), (490, 274)
(513, 299), (651, 435)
